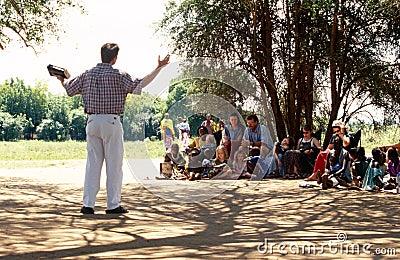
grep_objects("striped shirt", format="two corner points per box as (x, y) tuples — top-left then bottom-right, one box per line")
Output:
(64, 63), (142, 115)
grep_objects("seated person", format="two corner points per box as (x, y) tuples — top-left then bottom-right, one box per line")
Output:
(305, 120), (350, 181)
(230, 147), (252, 179)
(271, 136), (295, 177)
(385, 148), (400, 186)
(362, 148), (387, 191)
(200, 134), (217, 152)
(163, 143), (187, 179)
(241, 114), (274, 178)
(189, 147), (214, 181)
(318, 135), (352, 189)
(351, 147), (370, 187)
(285, 124), (322, 179)
(165, 143), (186, 165)
(211, 145), (234, 179)
(201, 148), (215, 179)
(222, 113), (245, 158)
(187, 125), (209, 152)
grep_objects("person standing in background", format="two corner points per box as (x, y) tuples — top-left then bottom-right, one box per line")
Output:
(160, 113), (175, 151)
(201, 113), (217, 134)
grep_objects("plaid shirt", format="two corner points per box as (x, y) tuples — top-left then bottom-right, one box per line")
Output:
(64, 63), (142, 114)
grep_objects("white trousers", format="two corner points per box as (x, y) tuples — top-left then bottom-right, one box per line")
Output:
(83, 114), (124, 210)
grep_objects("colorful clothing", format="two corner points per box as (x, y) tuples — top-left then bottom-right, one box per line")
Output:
(362, 163), (386, 190)
(201, 120), (217, 134)
(160, 118), (175, 149)
(387, 160), (400, 177)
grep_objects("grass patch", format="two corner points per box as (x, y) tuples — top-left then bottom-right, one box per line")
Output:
(0, 140), (167, 169)
(358, 124), (400, 153)
(125, 140), (166, 159)
(0, 140), (87, 161)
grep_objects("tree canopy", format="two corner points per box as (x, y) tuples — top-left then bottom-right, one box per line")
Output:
(0, 0), (84, 51)
(158, 0), (400, 145)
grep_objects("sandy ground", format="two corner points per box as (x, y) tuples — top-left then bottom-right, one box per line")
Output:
(1, 160), (400, 259)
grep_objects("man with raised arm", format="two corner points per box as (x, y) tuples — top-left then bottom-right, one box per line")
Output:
(54, 43), (169, 214)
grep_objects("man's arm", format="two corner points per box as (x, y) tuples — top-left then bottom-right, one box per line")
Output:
(140, 54), (170, 88)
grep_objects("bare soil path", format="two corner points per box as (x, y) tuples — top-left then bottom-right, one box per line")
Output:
(1, 161), (399, 259)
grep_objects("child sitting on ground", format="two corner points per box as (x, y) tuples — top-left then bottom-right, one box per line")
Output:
(210, 145), (232, 179)
(163, 143), (187, 179)
(318, 135), (353, 190)
(362, 148), (387, 191)
(386, 148), (400, 186)
(271, 136), (295, 177)
(351, 147), (370, 187)
(231, 148), (252, 179)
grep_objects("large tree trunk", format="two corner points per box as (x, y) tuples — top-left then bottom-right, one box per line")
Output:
(325, 0), (340, 149)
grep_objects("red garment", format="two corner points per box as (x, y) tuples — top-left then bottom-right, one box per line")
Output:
(313, 150), (328, 173)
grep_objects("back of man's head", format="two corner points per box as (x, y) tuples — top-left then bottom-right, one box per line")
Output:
(101, 43), (119, 63)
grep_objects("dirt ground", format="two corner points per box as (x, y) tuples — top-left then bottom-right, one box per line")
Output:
(1, 161), (400, 259)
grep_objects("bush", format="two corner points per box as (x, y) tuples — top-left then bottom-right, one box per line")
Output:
(36, 119), (66, 141)
(0, 112), (29, 141)
(69, 109), (87, 140)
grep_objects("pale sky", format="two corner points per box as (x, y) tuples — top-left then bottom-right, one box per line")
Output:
(0, 0), (172, 94)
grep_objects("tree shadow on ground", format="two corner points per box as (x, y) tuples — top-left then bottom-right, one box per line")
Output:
(1, 177), (399, 259)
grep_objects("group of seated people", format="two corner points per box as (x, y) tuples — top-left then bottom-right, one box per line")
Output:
(160, 113), (271, 181)
(161, 125), (253, 181)
(159, 115), (400, 192)
(272, 120), (400, 191)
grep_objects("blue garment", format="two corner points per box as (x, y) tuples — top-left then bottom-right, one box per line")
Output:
(224, 125), (244, 141)
(243, 124), (273, 150)
(250, 154), (275, 179)
(362, 163), (385, 191)
(327, 149), (352, 183)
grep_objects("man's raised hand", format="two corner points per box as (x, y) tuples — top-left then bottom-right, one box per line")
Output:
(158, 54), (170, 68)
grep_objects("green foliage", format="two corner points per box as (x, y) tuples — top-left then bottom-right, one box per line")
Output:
(0, 0), (85, 51)
(0, 112), (29, 141)
(348, 123), (400, 153)
(167, 78), (244, 111)
(158, 0), (400, 142)
(69, 108), (87, 141)
(36, 119), (66, 141)
(0, 78), (48, 129)
(71, 95), (84, 110)
(47, 94), (72, 131)
(123, 93), (167, 141)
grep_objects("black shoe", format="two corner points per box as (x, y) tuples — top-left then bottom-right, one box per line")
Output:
(80, 206), (94, 214)
(105, 206), (128, 214)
